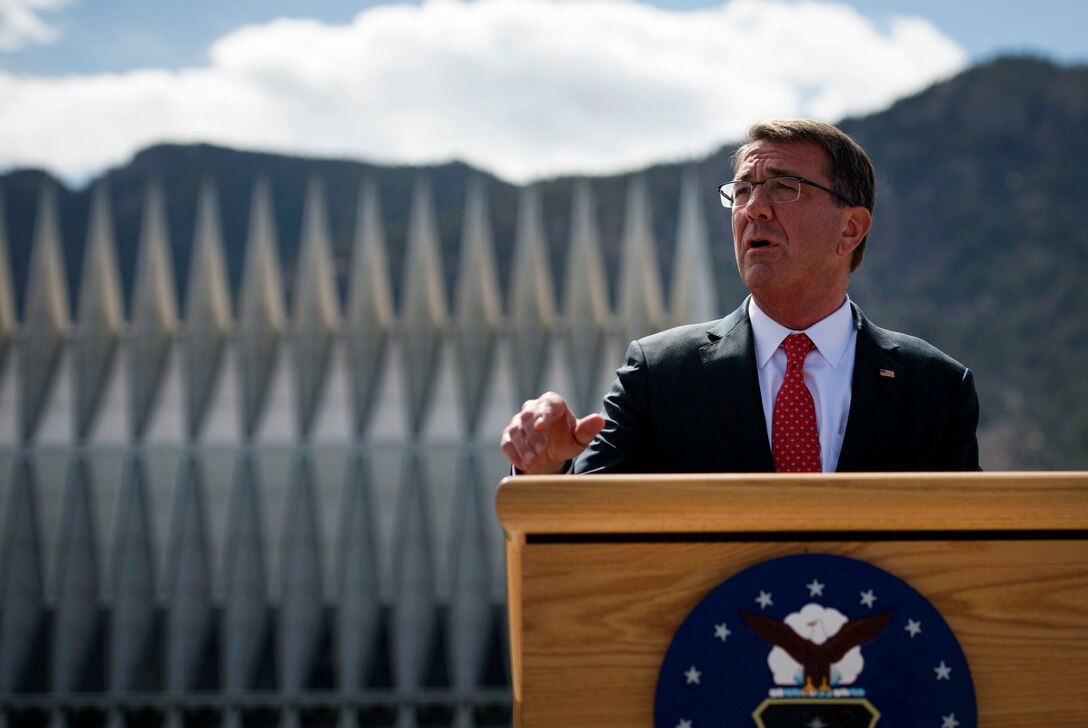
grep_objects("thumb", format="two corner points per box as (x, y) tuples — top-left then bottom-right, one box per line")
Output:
(573, 414), (606, 448)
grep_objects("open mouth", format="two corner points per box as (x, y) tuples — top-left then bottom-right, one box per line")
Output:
(750, 239), (772, 249)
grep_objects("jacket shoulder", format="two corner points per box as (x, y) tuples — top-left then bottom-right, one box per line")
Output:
(633, 301), (750, 362)
(865, 321), (970, 374)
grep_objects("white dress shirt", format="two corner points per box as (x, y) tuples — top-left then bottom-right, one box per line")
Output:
(749, 297), (857, 472)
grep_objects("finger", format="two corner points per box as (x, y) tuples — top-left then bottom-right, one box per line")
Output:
(573, 414), (606, 448)
(502, 427), (566, 474)
(499, 438), (526, 471)
(509, 410), (548, 456)
(506, 424), (539, 465)
(502, 415), (534, 463)
(499, 427), (522, 466)
(510, 407), (549, 455)
(532, 392), (570, 430)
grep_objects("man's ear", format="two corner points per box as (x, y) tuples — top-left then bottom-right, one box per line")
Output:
(838, 206), (872, 258)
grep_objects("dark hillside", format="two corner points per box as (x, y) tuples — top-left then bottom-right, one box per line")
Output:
(840, 57), (1088, 468)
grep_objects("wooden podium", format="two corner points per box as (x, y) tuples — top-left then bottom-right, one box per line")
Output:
(496, 472), (1088, 726)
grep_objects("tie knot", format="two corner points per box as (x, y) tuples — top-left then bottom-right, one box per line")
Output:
(782, 333), (814, 367)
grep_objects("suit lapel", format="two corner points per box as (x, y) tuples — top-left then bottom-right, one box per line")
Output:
(699, 300), (774, 471)
(837, 305), (905, 471)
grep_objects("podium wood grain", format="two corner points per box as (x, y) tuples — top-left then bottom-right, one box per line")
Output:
(498, 473), (1088, 727)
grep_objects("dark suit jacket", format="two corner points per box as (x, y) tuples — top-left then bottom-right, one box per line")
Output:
(574, 299), (980, 473)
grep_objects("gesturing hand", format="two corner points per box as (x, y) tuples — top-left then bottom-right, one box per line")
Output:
(499, 391), (606, 474)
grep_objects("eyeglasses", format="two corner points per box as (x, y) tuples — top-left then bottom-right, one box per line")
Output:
(717, 176), (858, 209)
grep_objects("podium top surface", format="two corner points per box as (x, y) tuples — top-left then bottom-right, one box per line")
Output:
(496, 471), (1088, 540)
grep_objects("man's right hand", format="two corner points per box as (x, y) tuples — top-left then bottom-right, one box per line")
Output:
(499, 392), (606, 474)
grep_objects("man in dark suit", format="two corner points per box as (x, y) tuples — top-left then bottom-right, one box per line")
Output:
(500, 119), (980, 474)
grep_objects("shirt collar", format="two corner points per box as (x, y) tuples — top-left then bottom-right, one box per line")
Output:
(750, 296), (854, 369)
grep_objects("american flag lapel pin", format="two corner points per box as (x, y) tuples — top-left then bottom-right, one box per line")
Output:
(879, 368), (896, 379)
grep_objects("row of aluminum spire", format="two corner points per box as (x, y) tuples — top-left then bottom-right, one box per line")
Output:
(0, 171), (721, 728)
(0, 171), (719, 446)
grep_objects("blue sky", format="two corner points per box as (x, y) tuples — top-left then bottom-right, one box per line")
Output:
(1, 0), (1084, 183)
(4, 0), (1083, 75)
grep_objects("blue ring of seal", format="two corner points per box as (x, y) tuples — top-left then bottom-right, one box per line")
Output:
(654, 553), (976, 728)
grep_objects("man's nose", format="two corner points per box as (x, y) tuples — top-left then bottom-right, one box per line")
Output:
(743, 184), (774, 219)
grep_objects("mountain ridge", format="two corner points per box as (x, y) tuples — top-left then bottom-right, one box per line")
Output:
(2, 54), (1086, 469)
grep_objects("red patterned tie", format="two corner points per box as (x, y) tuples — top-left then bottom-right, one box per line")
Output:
(772, 333), (821, 472)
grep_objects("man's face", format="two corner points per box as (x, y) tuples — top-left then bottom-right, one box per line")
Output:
(731, 140), (856, 303)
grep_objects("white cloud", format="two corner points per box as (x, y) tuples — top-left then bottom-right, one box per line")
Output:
(0, 0), (72, 51)
(0, 0), (967, 184)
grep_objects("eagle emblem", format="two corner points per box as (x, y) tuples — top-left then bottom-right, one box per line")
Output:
(741, 605), (891, 693)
